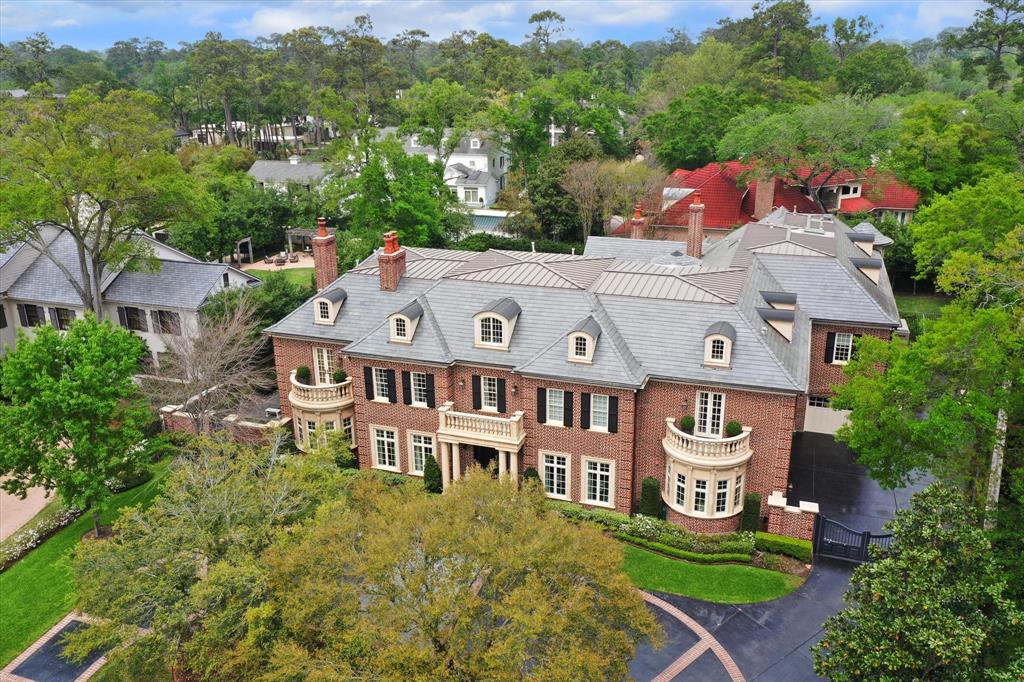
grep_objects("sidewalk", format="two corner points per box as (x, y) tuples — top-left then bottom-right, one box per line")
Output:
(0, 484), (52, 542)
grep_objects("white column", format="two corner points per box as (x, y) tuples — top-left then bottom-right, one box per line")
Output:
(497, 450), (507, 477)
(453, 443), (462, 481)
(441, 442), (451, 490)
(511, 450), (519, 482)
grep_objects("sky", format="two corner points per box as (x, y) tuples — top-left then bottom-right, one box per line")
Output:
(0, 0), (985, 52)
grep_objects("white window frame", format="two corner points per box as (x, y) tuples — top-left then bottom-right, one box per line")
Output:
(590, 394), (609, 432)
(470, 138), (481, 149)
(568, 332), (595, 364)
(574, 336), (588, 358)
(464, 187), (479, 203)
(410, 371), (429, 406)
(546, 388), (565, 427)
(394, 317), (407, 339)
(832, 333), (854, 364)
(407, 431), (434, 476)
(313, 347), (335, 385)
(703, 335), (732, 367)
(373, 367), (391, 402)
(710, 338), (725, 361)
(674, 473), (686, 508)
(695, 391), (725, 438)
(693, 479), (708, 513)
(371, 426), (400, 471)
(582, 457), (615, 508)
(295, 419), (305, 444)
(307, 420), (318, 447)
(733, 473), (743, 510)
(318, 300), (330, 321)
(479, 316), (503, 345)
(480, 375), (499, 412)
(808, 395), (831, 408)
(541, 451), (570, 500)
(342, 416), (354, 442)
(715, 479), (729, 514)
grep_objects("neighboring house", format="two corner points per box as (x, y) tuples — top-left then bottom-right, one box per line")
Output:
(179, 118), (329, 149)
(247, 156), (328, 191)
(620, 160), (919, 241)
(263, 204), (905, 539)
(0, 227), (259, 365)
(378, 127), (510, 208)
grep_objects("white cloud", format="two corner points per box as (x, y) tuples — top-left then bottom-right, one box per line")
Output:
(53, 18), (80, 27)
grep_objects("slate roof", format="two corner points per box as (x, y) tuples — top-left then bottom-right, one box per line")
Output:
(247, 160), (326, 185)
(266, 208), (899, 393)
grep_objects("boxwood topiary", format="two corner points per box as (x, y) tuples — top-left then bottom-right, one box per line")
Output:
(523, 467), (541, 483)
(423, 453), (443, 493)
(725, 420), (743, 438)
(741, 491), (762, 532)
(295, 365), (312, 385)
(332, 369), (348, 384)
(638, 476), (663, 518)
(677, 415), (695, 434)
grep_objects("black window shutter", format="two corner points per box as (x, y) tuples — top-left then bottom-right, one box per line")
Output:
(564, 391), (574, 427)
(608, 396), (619, 433)
(824, 332), (836, 363)
(425, 374), (436, 408)
(17, 304), (28, 327)
(386, 369), (397, 403)
(363, 366), (374, 400)
(401, 370), (412, 405)
(496, 378), (507, 413)
(117, 306), (127, 327)
(0, 305), (7, 329)
(580, 393), (591, 429)
(47, 307), (58, 327)
(536, 387), (547, 423)
(472, 375), (482, 410)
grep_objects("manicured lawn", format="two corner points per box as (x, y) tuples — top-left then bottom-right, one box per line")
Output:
(250, 267), (314, 288)
(0, 460), (171, 666)
(621, 544), (803, 604)
(894, 293), (948, 318)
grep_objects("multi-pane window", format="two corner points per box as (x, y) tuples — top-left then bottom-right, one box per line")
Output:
(318, 301), (330, 320)
(733, 474), (743, 509)
(546, 388), (565, 426)
(693, 479), (708, 513)
(808, 395), (831, 408)
(574, 336), (588, 358)
(314, 347), (335, 384)
(373, 428), (397, 468)
(481, 376), (499, 410)
(307, 421), (317, 446)
(122, 306), (147, 332)
(373, 368), (390, 400)
(342, 417), (353, 441)
(675, 473), (686, 507)
(716, 479), (729, 513)
(696, 391), (725, 437)
(52, 307), (75, 331)
(394, 317), (407, 338)
(153, 310), (180, 334)
(410, 433), (434, 474)
(590, 394), (609, 430)
(295, 419), (305, 443)
(480, 316), (503, 344)
(710, 338), (725, 361)
(409, 372), (429, 405)
(18, 304), (44, 328)
(584, 459), (612, 505)
(464, 187), (479, 203)
(543, 453), (568, 498)
(324, 421), (337, 432)
(832, 333), (854, 363)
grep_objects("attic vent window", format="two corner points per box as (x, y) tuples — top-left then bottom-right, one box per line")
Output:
(470, 138), (481, 149)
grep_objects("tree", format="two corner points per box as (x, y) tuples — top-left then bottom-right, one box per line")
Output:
(561, 160), (603, 236)
(638, 476), (663, 517)
(258, 470), (660, 679)
(830, 16), (876, 64)
(643, 85), (745, 170)
(941, 0), (1024, 90)
(0, 87), (208, 317)
(423, 451), (443, 493)
(527, 10), (566, 77)
(812, 484), (1023, 681)
(399, 78), (480, 169)
(837, 43), (925, 97)
(530, 135), (601, 241)
(0, 315), (150, 536)
(138, 293), (270, 433)
(66, 435), (348, 679)
(717, 96), (896, 210)
(910, 172), (1024, 277)
(638, 38), (745, 114)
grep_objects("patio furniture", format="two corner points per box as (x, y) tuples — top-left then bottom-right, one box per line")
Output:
(263, 255), (273, 264)
(274, 255), (286, 266)
(289, 252), (299, 263)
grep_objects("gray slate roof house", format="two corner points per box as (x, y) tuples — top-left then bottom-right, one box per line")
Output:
(266, 209), (899, 395)
(247, 159), (327, 187)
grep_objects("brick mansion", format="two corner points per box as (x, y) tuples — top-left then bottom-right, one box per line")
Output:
(266, 198), (904, 536)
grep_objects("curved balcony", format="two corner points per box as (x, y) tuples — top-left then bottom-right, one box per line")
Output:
(436, 402), (526, 449)
(288, 370), (354, 412)
(662, 417), (753, 468)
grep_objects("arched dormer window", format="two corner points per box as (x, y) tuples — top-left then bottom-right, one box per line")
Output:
(704, 321), (735, 368)
(480, 316), (503, 344)
(474, 298), (520, 351)
(567, 316), (601, 364)
(389, 299), (423, 344)
(313, 288), (347, 326)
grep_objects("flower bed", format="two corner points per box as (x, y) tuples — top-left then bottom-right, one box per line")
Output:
(615, 532), (753, 564)
(0, 505), (82, 571)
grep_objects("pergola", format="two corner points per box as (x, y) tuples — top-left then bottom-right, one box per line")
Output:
(285, 226), (336, 252)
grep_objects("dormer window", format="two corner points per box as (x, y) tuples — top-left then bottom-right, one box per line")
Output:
(568, 316), (601, 364)
(318, 301), (330, 320)
(313, 288), (346, 326)
(704, 322), (736, 367)
(394, 318), (407, 338)
(840, 184), (861, 197)
(574, 336), (588, 358)
(389, 299), (422, 344)
(474, 298), (520, 351)
(470, 138), (481, 149)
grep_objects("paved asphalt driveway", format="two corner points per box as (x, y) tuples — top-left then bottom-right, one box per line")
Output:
(629, 433), (926, 681)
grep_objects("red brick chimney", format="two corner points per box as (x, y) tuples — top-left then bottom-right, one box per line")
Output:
(378, 231), (406, 291)
(687, 192), (705, 259)
(312, 217), (337, 291)
(753, 177), (776, 219)
(629, 204), (646, 240)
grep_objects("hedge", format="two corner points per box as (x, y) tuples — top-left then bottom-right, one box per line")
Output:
(615, 533), (752, 564)
(638, 476), (662, 518)
(548, 501), (631, 529)
(741, 492), (762, 532)
(755, 532), (813, 563)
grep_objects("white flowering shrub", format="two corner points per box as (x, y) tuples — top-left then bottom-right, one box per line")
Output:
(0, 506), (82, 570)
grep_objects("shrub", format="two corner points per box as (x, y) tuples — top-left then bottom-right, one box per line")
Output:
(548, 501), (630, 529)
(618, 515), (755, 556)
(755, 532), (813, 563)
(295, 365), (311, 385)
(332, 369), (348, 384)
(638, 476), (663, 518)
(523, 467), (541, 483)
(677, 415), (695, 434)
(741, 492), (762, 532)
(423, 454), (443, 493)
(761, 553), (784, 571)
(725, 420), (743, 438)
(615, 533), (752, 564)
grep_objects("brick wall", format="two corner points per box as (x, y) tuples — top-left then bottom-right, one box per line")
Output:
(766, 492), (818, 542)
(271, 336), (346, 417)
(667, 506), (741, 533)
(808, 323), (892, 396)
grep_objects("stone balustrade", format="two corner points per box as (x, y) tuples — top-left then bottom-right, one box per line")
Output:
(288, 370), (354, 411)
(663, 418), (753, 467)
(436, 402), (526, 449)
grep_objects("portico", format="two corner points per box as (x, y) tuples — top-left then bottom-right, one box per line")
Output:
(436, 402), (526, 489)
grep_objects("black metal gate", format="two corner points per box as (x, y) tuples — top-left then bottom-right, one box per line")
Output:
(814, 516), (893, 563)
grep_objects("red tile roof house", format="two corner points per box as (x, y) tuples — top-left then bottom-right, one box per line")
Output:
(614, 160), (919, 243)
(260, 207), (908, 541)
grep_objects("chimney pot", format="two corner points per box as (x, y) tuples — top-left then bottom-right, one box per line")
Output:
(687, 193), (705, 259)
(383, 231), (400, 254)
(317, 216), (327, 238)
(378, 231), (406, 290)
(312, 218), (338, 291)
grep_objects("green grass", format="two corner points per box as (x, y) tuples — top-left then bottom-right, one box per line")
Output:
(894, 293), (948, 318)
(621, 544), (803, 604)
(249, 267), (314, 288)
(0, 459), (171, 666)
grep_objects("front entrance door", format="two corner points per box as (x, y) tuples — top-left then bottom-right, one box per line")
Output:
(473, 446), (498, 475)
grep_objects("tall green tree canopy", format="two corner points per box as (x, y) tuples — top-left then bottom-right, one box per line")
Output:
(643, 85), (745, 170)
(836, 43), (925, 97)
(398, 77), (481, 168)
(941, 0), (1024, 90)
(0, 315), (150, 535)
